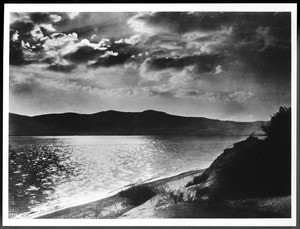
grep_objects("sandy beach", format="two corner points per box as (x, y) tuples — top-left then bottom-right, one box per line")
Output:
(29, 169), (203, 219)
(22, 166), (290, 219)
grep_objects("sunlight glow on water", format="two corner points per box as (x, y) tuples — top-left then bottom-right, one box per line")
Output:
(9, 135), (245, 218)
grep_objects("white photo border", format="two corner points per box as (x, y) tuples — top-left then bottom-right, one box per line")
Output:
(3, 3), (298, 227)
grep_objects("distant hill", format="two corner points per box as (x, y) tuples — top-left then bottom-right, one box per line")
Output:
(9, 110), (264, 136)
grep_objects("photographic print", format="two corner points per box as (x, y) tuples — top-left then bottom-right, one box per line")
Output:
(3, 3), (297, 227)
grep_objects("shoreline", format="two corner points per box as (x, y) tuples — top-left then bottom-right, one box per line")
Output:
(20, 169), (204, 219)
(34, 165), (291, 219)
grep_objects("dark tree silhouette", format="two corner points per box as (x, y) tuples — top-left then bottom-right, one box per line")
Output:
(262, 107), (291, 148)
(261, 107), (292, 195)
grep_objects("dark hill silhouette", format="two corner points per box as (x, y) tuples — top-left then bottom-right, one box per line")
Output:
(9, 110), (264, 136)
(186, 107), (291, 200)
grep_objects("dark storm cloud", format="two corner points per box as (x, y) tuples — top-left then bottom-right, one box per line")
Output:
(64, 46), (105, 64)
(29, 12), (53, 24)
(132, 12), (290, 35)
(11, 12), (66, 38)
(9, 11), (291, 80)
(10, 21), (34, 35)
(132, 12), (291, 68)
(144, 54), (221, 74)
(28, 12), (70, 26)
(57, 12), (135, 41)
(128, 12), (290, 88)
(9, 30), (31, 66)
(237, 45), (291, 81)
(39, 26), (54, 37)
(186, 90), (204, 97)
(62, 26), (96, 40)
(90, 53), (132, 68)
(9, 12), (143, 71)
(46, 64), (76, 73)
(9, 40), (28, 66)
(63, 41), (138, 68)
(10, 21), (35, 41)
(110, 41), (140, 54)
(140, 33), (187, 56)
(149, 88), (174, 97)
(132, 12), (234, 33)
(9, 13), (64, 66)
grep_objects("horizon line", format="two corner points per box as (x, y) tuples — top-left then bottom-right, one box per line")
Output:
(9, 109), (266, 123)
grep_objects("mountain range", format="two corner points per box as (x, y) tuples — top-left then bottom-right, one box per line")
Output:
(9, 110), (264, 136)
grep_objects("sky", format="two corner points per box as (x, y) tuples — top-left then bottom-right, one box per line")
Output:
(9, 11), (291, 121)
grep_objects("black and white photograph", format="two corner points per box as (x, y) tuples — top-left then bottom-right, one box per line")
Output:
(3, 3), (297, 227)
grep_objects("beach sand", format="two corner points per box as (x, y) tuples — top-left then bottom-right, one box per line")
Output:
(34, 169), (203, 219)
(30, 167), (291, 219)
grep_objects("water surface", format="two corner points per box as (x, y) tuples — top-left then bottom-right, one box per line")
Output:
(9, 135), (245, 218)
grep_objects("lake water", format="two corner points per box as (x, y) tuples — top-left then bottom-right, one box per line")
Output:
(9, 135), (245, 218)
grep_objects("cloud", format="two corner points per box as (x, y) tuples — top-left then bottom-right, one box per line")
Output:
(128, 12), (234, 35)
(182, 26), (234, 53)
(214, 65), (223, 74)
(31, 26), (44, 40)
(9, 68), (106, 115)
(10, 21), (35, 40)
(10, 65), (143, 103)
(168, 65), (196, 87)
(124, 34), (141, 45)
(127, 12), (160, 35)
(147, 85), (221, 101)
(148, 85), (174, 97)
(91, 34), (97, 40)
(47, 63), (76, 73)
(141, 54), (220, 75)
(49, 14), (62, 23)
(128, 11), (291, 80)
(67, 12), (80, 19)
(10, 71), (41, 94)
(40, 24), (56, 32)
(64, 45), (104, 64)
(89, 52), (132, 68)
(226, 91), (254, 102)
(39, 33), (136, 70)
(10, 33), (31, 66)
(11, 30), (19, 41)
(9, 13), (140, 71)
(29, 12), (54, 24)
(57, 12), (135, 41)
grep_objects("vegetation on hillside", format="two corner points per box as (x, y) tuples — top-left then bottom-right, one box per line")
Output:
(120, 183), (158, 206)
(262, 106), (291, 144)
(186, 107), (292, 200)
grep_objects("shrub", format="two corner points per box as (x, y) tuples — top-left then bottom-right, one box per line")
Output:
(168, 190), (184, 203)
(262, 107), (292, 195)
(120, 183), (157, 206)
(261, 106), (291, 146)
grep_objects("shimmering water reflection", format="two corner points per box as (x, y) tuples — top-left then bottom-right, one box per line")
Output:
(9, 135), (245, 218)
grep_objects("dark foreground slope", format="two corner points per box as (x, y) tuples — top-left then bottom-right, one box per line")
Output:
(9, 110), (263, 136)
(186, 107), (291, 200)
(186, 136), (291, 199)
